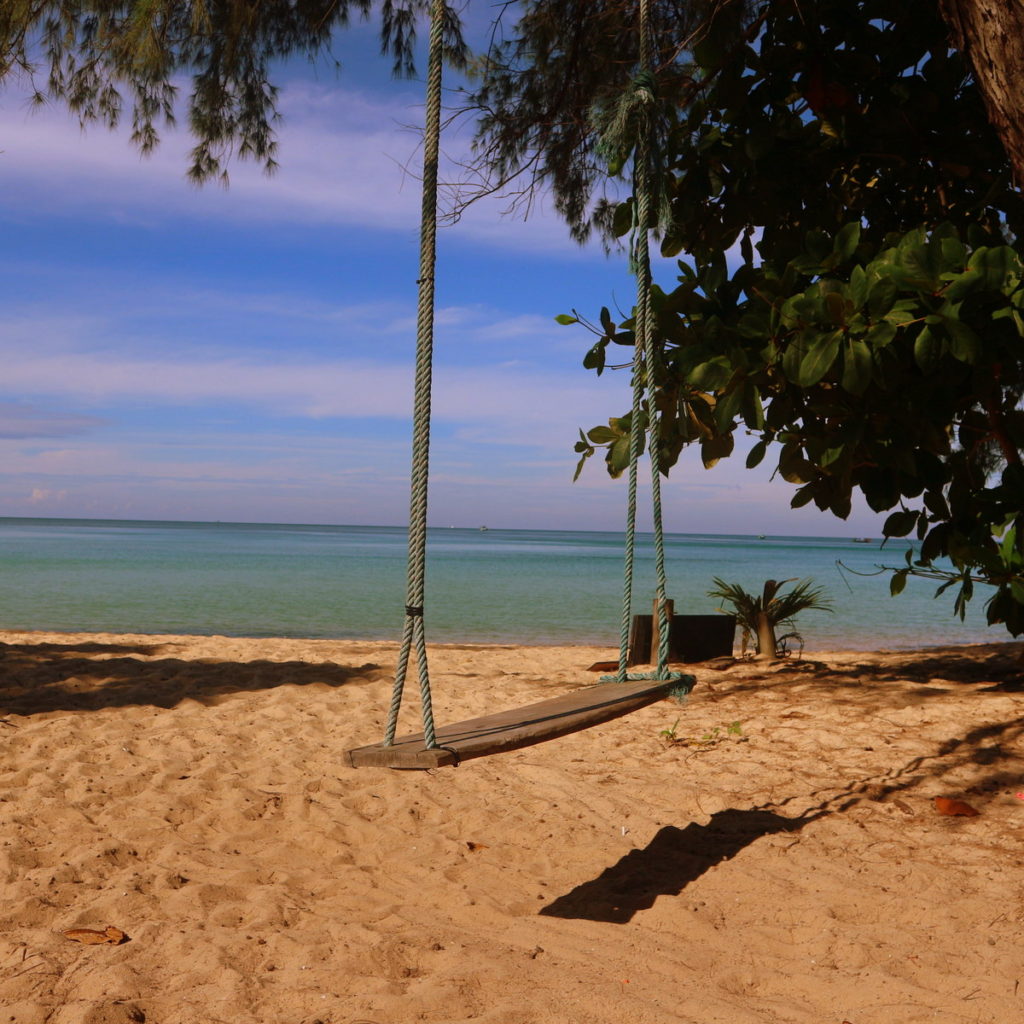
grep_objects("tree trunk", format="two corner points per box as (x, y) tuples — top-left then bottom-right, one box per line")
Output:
(754, 610), (776, 659)
(939, 0), (1024, 185)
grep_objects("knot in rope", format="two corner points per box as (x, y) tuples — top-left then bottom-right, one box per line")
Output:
(631, 68), (657, 104)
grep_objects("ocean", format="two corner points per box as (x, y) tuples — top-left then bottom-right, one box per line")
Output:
(0, 517), (1000, 651)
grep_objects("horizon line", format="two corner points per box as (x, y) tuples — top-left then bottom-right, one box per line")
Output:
(0, 513), (881, 543)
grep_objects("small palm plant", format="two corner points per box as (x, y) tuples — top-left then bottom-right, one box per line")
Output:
(707, 577), (833, 659)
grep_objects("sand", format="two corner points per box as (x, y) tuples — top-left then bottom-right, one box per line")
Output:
(0, 629), (1022, 1024)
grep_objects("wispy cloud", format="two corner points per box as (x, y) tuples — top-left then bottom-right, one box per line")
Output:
(0, 270), (614, 434)
(0, 78), (601, 257)
(0, 402), (104, 439)
(0, 344), (626, 436)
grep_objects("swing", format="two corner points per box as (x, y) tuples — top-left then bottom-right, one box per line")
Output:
(346, 0), (691, 771)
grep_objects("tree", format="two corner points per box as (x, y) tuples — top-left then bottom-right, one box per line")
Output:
(938, 0), (1024, 186)
(465, 0), (722, 240)
(0, 0), (467, 183)
(532, 0), (1024, 636)
(707, 576), (832, 658)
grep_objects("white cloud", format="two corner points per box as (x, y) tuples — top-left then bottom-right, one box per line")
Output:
(29, 487), (67, 504)
(0, 79), (602, 257)
(0, 343), (626, 437)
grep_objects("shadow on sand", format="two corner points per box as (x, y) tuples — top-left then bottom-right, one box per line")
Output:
(0, 639), (386, 717)
(539, 808), (819, 923)
(542, 697), (1024, 924)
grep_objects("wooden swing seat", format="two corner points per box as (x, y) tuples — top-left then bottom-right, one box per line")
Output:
(346, 676), (691, 770)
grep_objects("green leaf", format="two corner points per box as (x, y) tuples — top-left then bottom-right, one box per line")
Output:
(968, 245), (1013, 290)
(883, 510), (918, 537)
(841, 338), (873, 394)
(897, 229), (940, 289)
(805, 228), (832, 264)
(849, 264), (869, 308)
(612, 199), (634, 239)
(890, 569), (908, 596)
(688, 358), (733, 390)
(583, 343), (606, 373)
(923, 490), (950, 520)
(824, 290), (846, 325)
(913, 326), (942, 372)
(791, 483), (816, 507)
(737, 311), (769, 339)
(866, 278), (897, 318)
(782, 334), (806, 382)
(820, 445), (844, 468)
(866, 321), (896, 348)
(942, 266), (982, 303)
(795, 330), (842, 386)
(713, 386), (743, 433)
(883, 303), (918, 326)
(555, 313), (578, 325)
(938, 233), (967, 271)
(661, 232), (685, 258)
(606, 434), (633, 478)
(740, 383), (765, 430)
(746, 439), (768, 469)
(700, 432), (734, 469)
(573, 430), (594, 482)
(834, 222), (861, 261)
(943, 317), (981, 363)
(778, 443), (816, 484)
(587, 425), (620, 444)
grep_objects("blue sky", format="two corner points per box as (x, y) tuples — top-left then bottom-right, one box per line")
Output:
(0, 12), (885, 535)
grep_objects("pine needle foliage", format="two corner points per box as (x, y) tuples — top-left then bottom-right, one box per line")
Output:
(466, 0), (741, 241)
(0, 0), (468, 183)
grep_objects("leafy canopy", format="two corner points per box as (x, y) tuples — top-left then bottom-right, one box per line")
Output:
(530, 0), (1024, 634)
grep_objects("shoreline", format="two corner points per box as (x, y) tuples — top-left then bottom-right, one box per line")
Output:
(2, 630), (1022, 1023)
(0, 517), (998, 653)
(0, 624), (1010, 656)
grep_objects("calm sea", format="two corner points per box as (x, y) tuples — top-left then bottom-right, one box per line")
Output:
(0, 517), (1000, 651)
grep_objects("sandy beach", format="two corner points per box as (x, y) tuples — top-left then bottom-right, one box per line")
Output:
(1, 629), (1022, 1024)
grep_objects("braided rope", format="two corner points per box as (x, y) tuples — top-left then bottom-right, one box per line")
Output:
(612, 0), (674, 684)
(613, 290), (646, 683)
(384, 0), (445, 749)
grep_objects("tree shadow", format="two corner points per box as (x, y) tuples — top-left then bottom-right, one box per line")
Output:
(0, 639), (386, 717)
(539, 807), (824, 923)
(702, 641), (1023, 708)
(541, 708), (1024, 924)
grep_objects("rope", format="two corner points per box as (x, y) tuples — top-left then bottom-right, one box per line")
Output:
(385, 0), (681, 749)
(384, 0), (445, 749)
(611, 0), (675, 684)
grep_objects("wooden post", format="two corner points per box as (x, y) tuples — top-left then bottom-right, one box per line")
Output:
(628, 598), (674, 666)
(627, 615), (650, 666)
(651, 597), (674, 664)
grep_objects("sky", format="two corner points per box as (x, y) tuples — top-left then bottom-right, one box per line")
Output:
(0, 10), (887, 536)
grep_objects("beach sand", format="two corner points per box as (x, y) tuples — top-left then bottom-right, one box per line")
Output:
(0, 629), (1022, 1024)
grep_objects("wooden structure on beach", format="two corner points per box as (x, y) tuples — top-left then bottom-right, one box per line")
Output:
(346, 677), (687, 770)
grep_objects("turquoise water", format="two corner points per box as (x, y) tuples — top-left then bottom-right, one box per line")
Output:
(0, 517), (1000, 651)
